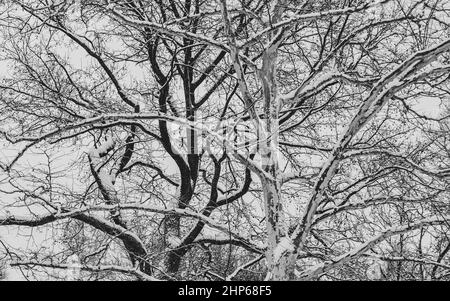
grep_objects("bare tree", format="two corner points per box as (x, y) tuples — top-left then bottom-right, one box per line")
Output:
(0, 0), (450, 281)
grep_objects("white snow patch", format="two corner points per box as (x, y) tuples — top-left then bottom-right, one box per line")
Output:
(98, 170), (115, 193)
(88, 137), (115, 159)
(273, 236), (295, 262)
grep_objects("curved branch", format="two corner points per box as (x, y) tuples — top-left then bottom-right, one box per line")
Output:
(298, 214), (450, 280)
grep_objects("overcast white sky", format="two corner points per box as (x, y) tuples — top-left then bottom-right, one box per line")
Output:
(0, 1), (449, 281)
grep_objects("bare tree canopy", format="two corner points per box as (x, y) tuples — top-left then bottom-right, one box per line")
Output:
(0, 0), (450, 281)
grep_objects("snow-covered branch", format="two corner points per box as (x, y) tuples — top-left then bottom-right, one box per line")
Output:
(298, 214), (450, 280)
(10, 261), (160, 281)
(240, 0), (391, 48)
(290, 38), (450, 251)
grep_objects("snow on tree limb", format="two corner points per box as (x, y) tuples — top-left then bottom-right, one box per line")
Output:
(298, 214), (450, 280)
(10, 261), (160, 281)
(239, 0), (392, 48)
(289, 38), (450, 252)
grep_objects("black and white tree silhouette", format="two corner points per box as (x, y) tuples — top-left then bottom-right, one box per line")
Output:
(1, 0), (450, 281)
